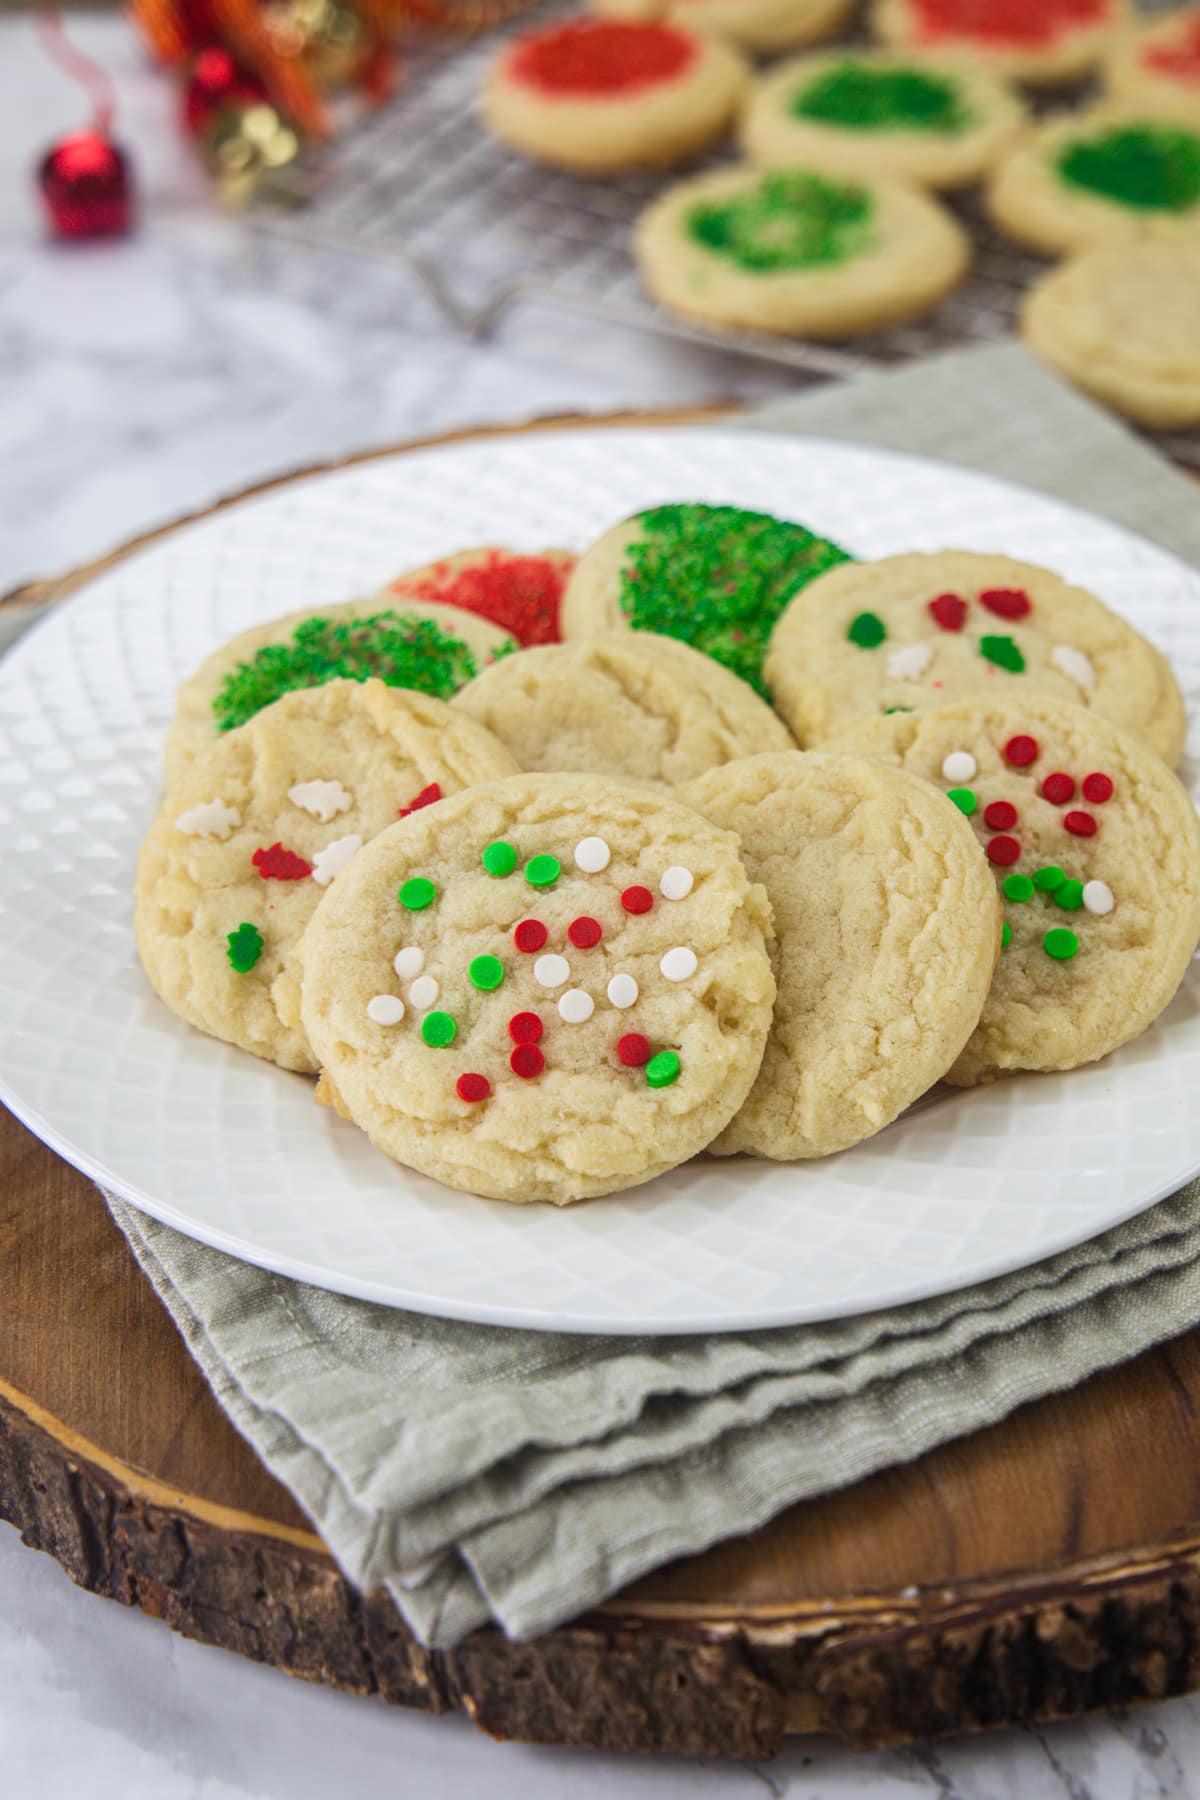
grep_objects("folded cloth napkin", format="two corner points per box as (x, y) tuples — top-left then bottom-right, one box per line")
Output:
(91, 343), (1200, 1648)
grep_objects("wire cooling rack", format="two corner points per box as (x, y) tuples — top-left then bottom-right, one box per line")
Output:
(251, 1), (1200, 467)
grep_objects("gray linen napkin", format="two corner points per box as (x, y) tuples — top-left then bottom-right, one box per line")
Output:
(91, 343), (1200, 1647)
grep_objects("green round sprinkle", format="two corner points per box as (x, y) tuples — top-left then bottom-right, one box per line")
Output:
(399, 877), (435, 911)
(646, 1051), (681, 1090)
(979, 635), (1026, 673)
(946, 787), (977, 816)
(1002, 875), (1034, 903)
(1001, 922), (1012, 948)
(481, 840), (517, 878)
(1034, 865), (1066, 893)
(525, 854), (560, 888)
(848, 611), (887, 648)
(469, 954), (504, 992)
(1054, 879), (1085, 912)
(421, 1011), (457, 1047)
(226, 921), (264, 973)
(1044, 928), (1079, 962)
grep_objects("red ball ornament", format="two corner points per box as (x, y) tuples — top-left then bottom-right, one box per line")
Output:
(39, 129), (133, 240)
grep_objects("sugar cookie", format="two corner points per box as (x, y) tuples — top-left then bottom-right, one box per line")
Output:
(871, 0), (1129, 88)
(1105, 9), (1200, 119)
(593, 0), (854, 56)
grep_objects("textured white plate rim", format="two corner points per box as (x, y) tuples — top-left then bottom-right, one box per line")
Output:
(2, 419), (1199, 1336)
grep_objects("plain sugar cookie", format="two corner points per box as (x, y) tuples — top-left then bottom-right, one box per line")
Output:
(298, 773), (776, 1204)
(827, 696), (1200, 1085)
(680, 751), (1000, 1159)
(871, 0), (1129, 87)
(593, 0), (854, 56)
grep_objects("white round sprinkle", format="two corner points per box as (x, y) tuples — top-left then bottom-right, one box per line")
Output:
(533, 953), (570, 989)
(1051, 644), (1096, 691)
(574, 837), (611, 874)
(393, 946), (424, 980)
(1083, 880), (1115, 916)
(660, 946), (698, 983)
(366, 995), (404, 1026)
(407, 974), (440, 1011)
(607, 973), (639, 1009)
(886, 642), (933, 682)
(660, 866), (694, 901)
(941, 751), (977, 784)
(558, 989), (595, 1025)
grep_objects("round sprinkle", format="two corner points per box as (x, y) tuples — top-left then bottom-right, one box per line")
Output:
(1054, 879), (1084, 912)
(980, 636), (1026, 674)
(533, 953), (570, 989)
(366, 994), (404, 1026)
(1064, 811), (1098, 838)
(574, 836), (611, 873)
(617, 1033), (651, 1067)
(1002, 874), (1034, 902)
(514, 918), (548, 954)
(408, 974), (440, 1012)
(986, 835), (1021, 867)
(482, 840), (518, 878)
(848, 611), (886, 648)
(941, 751), (976, 783)
(607, 973), (639, 1010)
(947, 787), (977, 817)
(393, 946), (424, 980)
(509, 1012), (543, 1045)
(1034, 865), (1066, 893)
(979, 587), (1032, 621)
(1082, 772), (1114, 804)
(510, 1043), (544, 1079)
(660, 946), (698, 982)
(622, 885), (654, 914)
(400, 877), (435, 911)
(983, 800), (1017, 832)
(660, 866), (694, 901)
(421, 1010), (457, 1047)
(568, 916), (602, 949)
(469, 954), (504, 992)
(928, 593), (967, 632)
(646, 1051), (681, 1089)
(1001, 921), (1012, 948)
(1041, 772), (1076, 805)
(558, 989), (595, 1025)
(1003, 734), (1039, 767)
(456, 1073), (490, 1103)
(525, 853), (560, 888)
(1083, 880), (1115, 916)
(1044, 928), (1079, 961)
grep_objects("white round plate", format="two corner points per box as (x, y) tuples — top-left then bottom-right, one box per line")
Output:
(3, 427), (1200, 1335)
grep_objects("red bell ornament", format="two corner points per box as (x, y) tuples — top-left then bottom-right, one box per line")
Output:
(38, 129), (134, 240)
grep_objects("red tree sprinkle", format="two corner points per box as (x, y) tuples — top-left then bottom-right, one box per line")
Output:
(928, 593), (968, 632)
(398, 782), (442, 818)
(252, 842), (312, 880)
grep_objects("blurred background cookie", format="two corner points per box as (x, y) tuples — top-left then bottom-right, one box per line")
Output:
(591, 0), (855, 55)
(871, 0), (1130, 88)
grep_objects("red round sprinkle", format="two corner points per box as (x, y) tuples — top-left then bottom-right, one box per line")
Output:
(979, 587), (1032, 621)
(508, 1011), (543, 1045)
(456, 1073), (491, 1103)
(398, 781), (442, 818)
(1082, 772), (1114, 804)
(1003, 734), (1039, 767)
(510, 1043), (545, 1079)
(514, 918), (548, 953)
(621, 885), (654, 914)
(1064, 811), (1098, 838)
(617, 1033), (651, 1067)
(983, 800), (1017, 831)
(1041, 772), (1075, 805)
(568, 915), (602, 948)
(252, 842), (312, 880)
(986, 835), (1021, 866)
(928, 593), (967, 632)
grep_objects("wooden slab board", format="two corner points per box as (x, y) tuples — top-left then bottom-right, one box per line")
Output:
(4, 413), (1200, 1761)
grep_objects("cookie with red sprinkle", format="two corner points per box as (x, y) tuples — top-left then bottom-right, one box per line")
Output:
(872, 0), (1129, 88)
(1106, 8), (1200, 117)
(594, 0), (854, 56)
(385, 546), (576, 648)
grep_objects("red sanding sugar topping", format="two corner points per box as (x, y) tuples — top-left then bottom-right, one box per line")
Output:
(1004, 734), (1039, 766)
(983, 799), (1018, 831)
(514, 919), (548, 953)
(398, 782), (442, 818)
(621, 885), (654, 914)
(979, 587), (1032, 621)
(392, 550), (572, 647)
(1041, 772), (1076, 805)
(456, 1073), (491, 1103)
(906, 0), (1108, 49)
(1064, 811), (1097, 838)
(505, 20), (696, 96)
(617, 1033), (651, 1067)
(252, 842), (312, 880)
(510, 1042), (545, 1079)
(1081, 772), (1114, 803)
(1145, 17), (1200, 83)
(568, 916), (602, 949)
(986, 834), (1021, 866)
(509, 1011), (544, 1045)
(928, 593), (968, 632)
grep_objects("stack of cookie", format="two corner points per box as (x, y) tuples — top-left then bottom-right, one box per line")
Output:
(136, 505), (1200, 1205)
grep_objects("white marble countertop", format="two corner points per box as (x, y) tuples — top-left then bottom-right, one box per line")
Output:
(2, 15), (1200, 1796)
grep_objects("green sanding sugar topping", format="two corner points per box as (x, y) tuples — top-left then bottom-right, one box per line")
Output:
(979, 634), (1025, 672)
(212, 610), (503, 734)
(469, 954), (504, 992)
(646, 1050), (681, 1089)
(1003, 874), (1034, 902)
(525, 853), (560, 888)
(686, 172), (876, 276)
(1044, 927), (1079, 961)
(482, 840), (518, 877)
(226, 921), (264, 973)
(1054, 879), (1084, 911)
(1034, 865), (1065, 892)
(791, 62), (973, 135)
(399, 877), (435, 911)
(848, 611), (887, 648)
(618, 503), (851, 696)
(947, 787), (977, 816)
(1057, 124), (1200, 213)
(421, 1011), (457, 1047)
